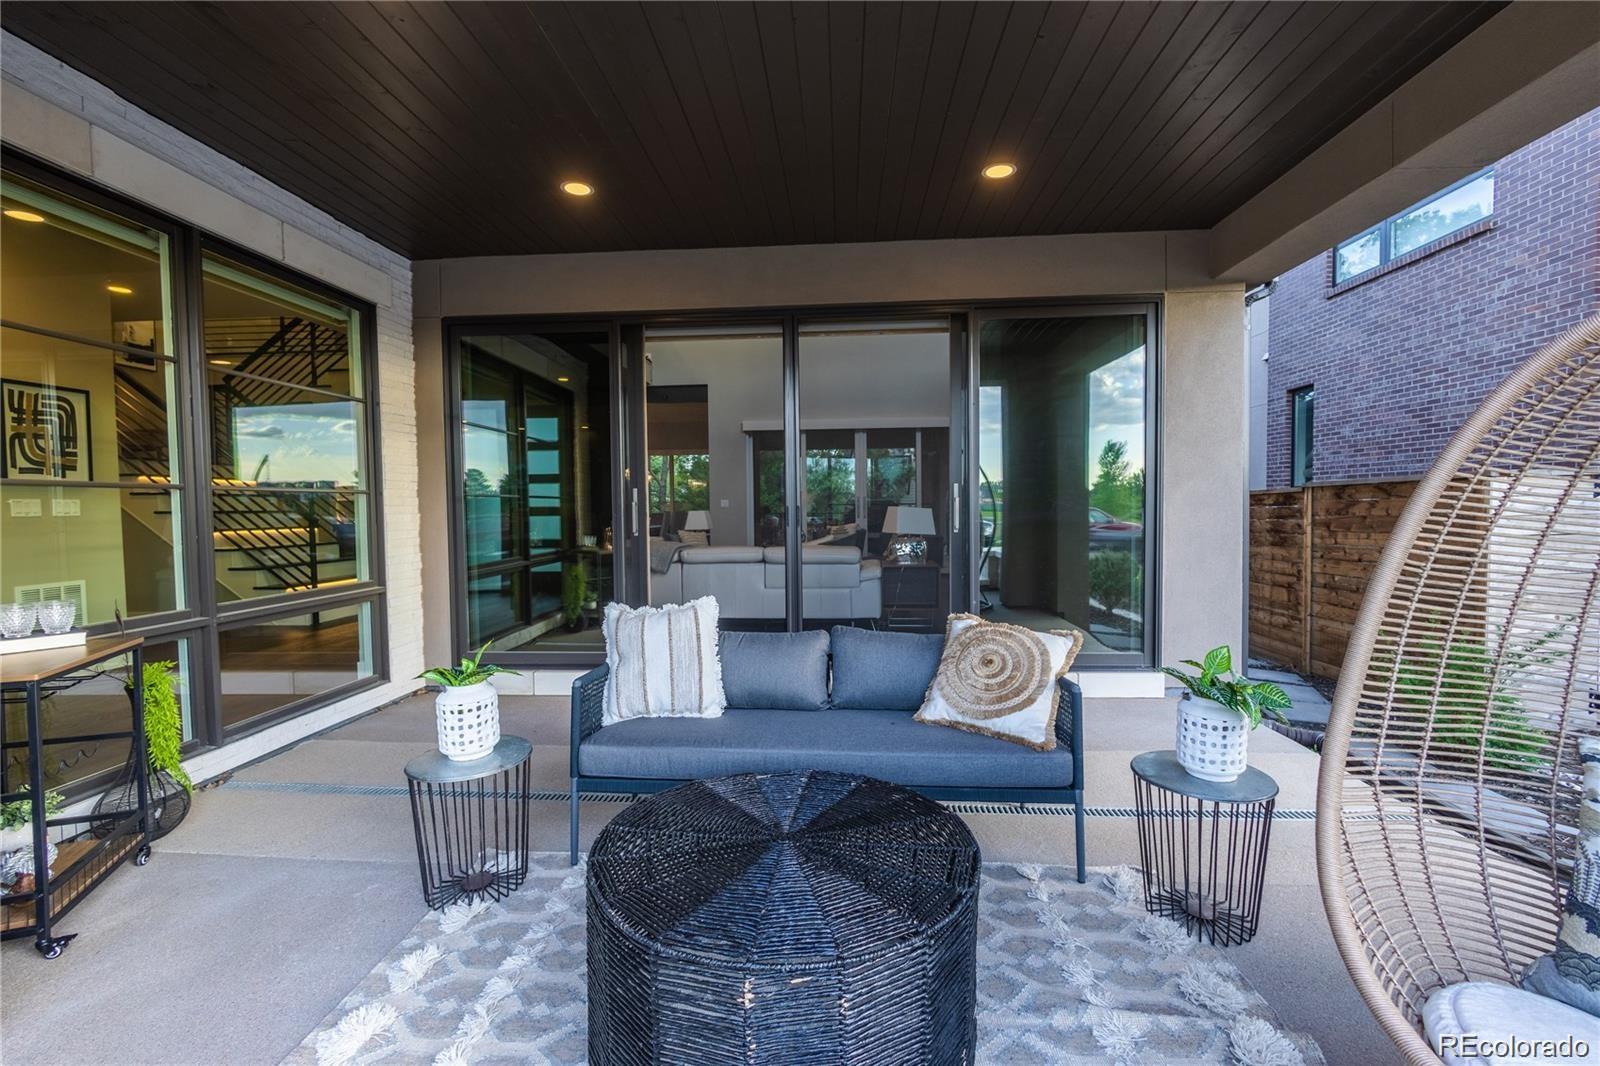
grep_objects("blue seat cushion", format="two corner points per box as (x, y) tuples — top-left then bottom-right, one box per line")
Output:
(719, 630), (830, 711)
(579, 708), (1074, 790)
(829, 626), (943, 711)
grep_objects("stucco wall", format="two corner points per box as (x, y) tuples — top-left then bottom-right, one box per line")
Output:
(414, 233), (1246, 674)
(1, 32), (423, 781)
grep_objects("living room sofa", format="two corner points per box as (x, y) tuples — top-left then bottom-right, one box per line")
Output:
(648, 545), (882, 620)
(569, 626), (1087, 880)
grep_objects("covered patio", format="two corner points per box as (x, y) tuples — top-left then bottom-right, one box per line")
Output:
(1, 2), (1597, 1063)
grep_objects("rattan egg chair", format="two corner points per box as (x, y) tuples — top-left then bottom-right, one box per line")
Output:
(1316, 311), (1600, 1063)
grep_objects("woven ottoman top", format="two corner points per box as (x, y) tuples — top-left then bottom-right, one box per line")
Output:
(587, 770), (980, 966)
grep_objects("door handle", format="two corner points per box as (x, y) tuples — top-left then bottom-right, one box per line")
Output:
(952, 482), (961, 534)
(630, 487), (639, 537)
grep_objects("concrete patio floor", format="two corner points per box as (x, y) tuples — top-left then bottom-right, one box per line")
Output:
(0, 692), (1396, 1065)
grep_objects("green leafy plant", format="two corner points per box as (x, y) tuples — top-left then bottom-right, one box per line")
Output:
(1374, 633), (1550, 773)
(131, 660), (191, 794)
(417, 642), (520, 688)
(1159, 645), (1291, 729)
(562, 562), (588, 627)
(1, 790), (63, 831)
(1087, 548), (1141, 615)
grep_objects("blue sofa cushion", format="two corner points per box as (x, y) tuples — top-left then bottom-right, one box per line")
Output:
(718, 630), (830, 711)
(579, 707), (1073, 789)
(829, 626), (943, 711)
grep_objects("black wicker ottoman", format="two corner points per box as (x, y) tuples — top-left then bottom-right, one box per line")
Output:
(586, 770), (980, 1065)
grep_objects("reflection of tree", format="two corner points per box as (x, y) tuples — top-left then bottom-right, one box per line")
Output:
(1090, 440), (1143, 523)
(1391, 202), (1486, 253)
(464, 468), (492, 496)
(806, 452), (855, 524)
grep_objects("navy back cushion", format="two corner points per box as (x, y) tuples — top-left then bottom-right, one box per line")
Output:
(829, 626), (944, 711)
(719, 630), (831, 711)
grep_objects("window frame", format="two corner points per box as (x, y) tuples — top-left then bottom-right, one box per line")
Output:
(1, 148), (390, 772)
(1332, 167), (1495, 284)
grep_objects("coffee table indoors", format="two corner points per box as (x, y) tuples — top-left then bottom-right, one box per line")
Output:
(586, 770), (981, 1065)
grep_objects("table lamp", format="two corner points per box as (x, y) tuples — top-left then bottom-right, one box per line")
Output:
(681, 510), (711, 544)
(881, 506), (935, 564)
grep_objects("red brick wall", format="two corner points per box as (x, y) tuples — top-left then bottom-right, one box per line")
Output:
(1264, 110), (1600, 488)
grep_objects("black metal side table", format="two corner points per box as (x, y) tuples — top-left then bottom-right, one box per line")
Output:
(1131, 749), (1277, 946)
(405, 735), (531, 910)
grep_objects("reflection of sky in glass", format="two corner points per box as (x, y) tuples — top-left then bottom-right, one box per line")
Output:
(231, 404), (358, 485)
(978, 346), (1145, 485)
(463, 427), (512, 489)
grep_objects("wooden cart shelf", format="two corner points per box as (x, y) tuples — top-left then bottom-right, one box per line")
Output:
(2, 834), (139, 932)
(1, 635), (152, 957)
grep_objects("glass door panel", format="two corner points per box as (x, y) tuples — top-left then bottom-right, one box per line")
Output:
(797, 320), (952, 633)
(456, 327), (612, 653)
(975, 309), (1151, 666)
(642, 325), (786, 631)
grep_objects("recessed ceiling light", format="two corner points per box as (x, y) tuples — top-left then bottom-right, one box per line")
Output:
(580, 424), (590, 431)
(560, 181), (594, 197)
(557, 376), (571, 383)
(209, 358), (235, 366)
(106, 284), (134, 295)
(3, 209), (45, 223)
(982, 162), (1018, 180)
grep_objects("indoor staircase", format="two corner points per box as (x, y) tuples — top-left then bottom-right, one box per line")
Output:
(116, 316), (360, 599)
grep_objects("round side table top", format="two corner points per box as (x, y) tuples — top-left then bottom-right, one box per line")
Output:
(405, 735), (532, 784)
(1131, 749), (1279, 804)
(587, 769), (979, 964)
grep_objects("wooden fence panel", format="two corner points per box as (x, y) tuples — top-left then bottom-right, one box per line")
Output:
(1248, 480), (1418, 680)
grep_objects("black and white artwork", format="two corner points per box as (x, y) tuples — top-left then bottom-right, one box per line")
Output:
(2, 379), (93, 482)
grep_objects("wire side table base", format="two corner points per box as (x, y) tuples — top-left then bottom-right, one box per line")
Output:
(1132, 750), (1277, 947)
(404, 737), (532, 911)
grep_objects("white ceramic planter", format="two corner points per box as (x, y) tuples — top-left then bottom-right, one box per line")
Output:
(0, 824), (32, 853)
(1176, 695), (1250, 782)
(434, 681), (501, 761)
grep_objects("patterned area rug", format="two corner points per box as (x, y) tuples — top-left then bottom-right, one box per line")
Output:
(289, 855), (1323, 1066)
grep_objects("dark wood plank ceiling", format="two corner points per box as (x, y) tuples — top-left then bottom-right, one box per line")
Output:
(2, 1), (1505, 259)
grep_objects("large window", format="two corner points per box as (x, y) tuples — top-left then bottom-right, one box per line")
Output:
(0, 164), (387, 792)
(977, 309), (1152, 664)
(1334, 169), (1494, 283)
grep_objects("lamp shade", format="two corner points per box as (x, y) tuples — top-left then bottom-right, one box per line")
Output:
(682, 510), (712, 531)
(881, 506), (935, 535)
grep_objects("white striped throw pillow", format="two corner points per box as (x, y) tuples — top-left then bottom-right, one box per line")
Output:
(602, 597), (726, 726)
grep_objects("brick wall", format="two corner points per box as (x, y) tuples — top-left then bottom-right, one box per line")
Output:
(1264, 109), (1600, 488)
(1, 32), (424, 781)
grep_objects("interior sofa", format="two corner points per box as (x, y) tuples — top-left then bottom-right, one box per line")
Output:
(569, 625), (1086, 880)
(648, 544), (881, 620)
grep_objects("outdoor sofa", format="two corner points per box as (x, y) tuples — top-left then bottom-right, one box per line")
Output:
(568, 625), (1087, 880)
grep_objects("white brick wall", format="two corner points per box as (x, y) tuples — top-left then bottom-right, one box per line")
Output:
(1, 32), (426, 780)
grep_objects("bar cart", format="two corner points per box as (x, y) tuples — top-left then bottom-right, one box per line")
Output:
(0, 636), (151, 958)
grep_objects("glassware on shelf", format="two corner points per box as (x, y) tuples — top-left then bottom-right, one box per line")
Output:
(0, 603), (35, 640)
(35, 600), (75, 635)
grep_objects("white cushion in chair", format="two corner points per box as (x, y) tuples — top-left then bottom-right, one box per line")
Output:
(1423, 981), (1599, 1064)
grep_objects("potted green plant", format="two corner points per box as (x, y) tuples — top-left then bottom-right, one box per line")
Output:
(1, 790), (64, 892)
(562, 562), (589, 632)
(418, 642), (521, 761)
(1160, 645), (1291, 782)
(135, 661), (191, 836)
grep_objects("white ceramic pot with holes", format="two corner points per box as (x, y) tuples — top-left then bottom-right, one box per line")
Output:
(1176, 695), (1250, 782)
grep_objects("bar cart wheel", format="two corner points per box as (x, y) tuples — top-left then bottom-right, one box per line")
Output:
(35, 933), (76, 959)
(134, 844), (151, 866)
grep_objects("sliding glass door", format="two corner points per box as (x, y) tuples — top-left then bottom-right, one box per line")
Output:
(640, 324), (787, 631)
(796, 320), (955, 633)
(973, 306), (1155, 667)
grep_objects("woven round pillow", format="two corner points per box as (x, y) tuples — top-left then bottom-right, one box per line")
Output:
(586, 770), (981, 1065)
(936, 621), (1053, 719)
